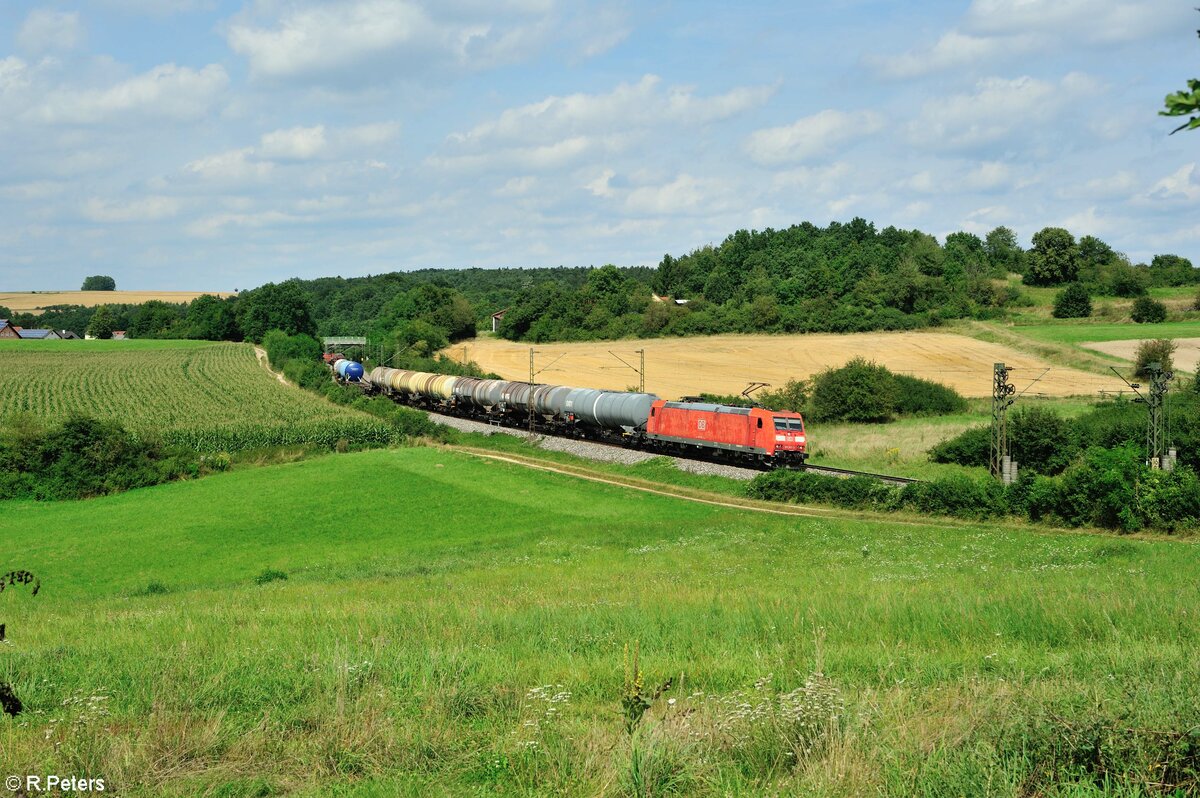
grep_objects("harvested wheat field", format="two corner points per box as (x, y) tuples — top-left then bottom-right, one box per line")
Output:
(1083, 337), (1200, 373)
(0, 290), (234, 313)
(457, 332), (1128, 399)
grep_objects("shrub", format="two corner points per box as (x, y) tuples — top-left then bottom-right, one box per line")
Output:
(756, 379), (810, 413)
(1054, 445), (1145, 531)
(1131, 296), (1167, 323)
(928, 425), (990, 467)
(1133, 338), (1176, 380)
(0, 414), (200, 501)
(809, 358), (898, 422)
(262, 330), (320, 369)
(898, 474), (1008, 519)
(1009, 405), (1078, 475)
(1051, 283), (1092, 318)
(893, 374), (968, 415)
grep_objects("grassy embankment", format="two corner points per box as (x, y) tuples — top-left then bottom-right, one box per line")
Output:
(1, 446), (1198, 797)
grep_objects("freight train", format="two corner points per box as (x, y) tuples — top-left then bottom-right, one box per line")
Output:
(330, 358), (807, 468)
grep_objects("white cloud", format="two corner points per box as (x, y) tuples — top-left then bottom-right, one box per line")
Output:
(625, 174), (725, 215)
(909, 73), (1097, 150)
(224, 0), (562, 83)
(259, 125), (327, 160)
(0, 57), (32, 95)
(585, 168), (615, 198)
(1057, 206), (1109, 237)
(27, 63), (229, 125)
(96, 0), (216, 13)
(185, 210), (300, 238)
(185, 148), (274, 181)
(871, 1), (1191, 79)
(770, 162), (852, 195)
(964, 161), (1013, 191)
(429, 135), (595, 172)
(494, 176), (537, 197)
(870, 30), (1034, 80)
(83, 196), (181, 222)
(339, 122), (401, 148)
(451, 75), (774, 147)
(745, 109), (883, 165)
(18, 10), (84, 54)
(1148, 164), (1200, 202)
(964, 0), (1186, 44)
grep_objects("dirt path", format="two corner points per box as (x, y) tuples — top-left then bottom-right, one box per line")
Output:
(254, 346), (292, 386)
(453, 445), (963, 528)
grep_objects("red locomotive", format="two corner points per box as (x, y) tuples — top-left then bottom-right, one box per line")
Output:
(643, 400), (807, 466)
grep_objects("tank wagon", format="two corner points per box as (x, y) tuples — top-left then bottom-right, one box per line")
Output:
(338, 363), (807, 468)
(333, 358), (364, 382)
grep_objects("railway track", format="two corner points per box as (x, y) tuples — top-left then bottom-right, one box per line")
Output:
(424, 408), (924, 486)
(801, 464), (922, 486)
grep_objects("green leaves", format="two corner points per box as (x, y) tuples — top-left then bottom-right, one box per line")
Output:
(1161, 78), (1200, 134)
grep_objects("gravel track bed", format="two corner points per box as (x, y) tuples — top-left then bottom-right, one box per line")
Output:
(428, 411), (760, 480)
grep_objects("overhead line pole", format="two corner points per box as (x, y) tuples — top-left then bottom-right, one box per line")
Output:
(605, 349), (646, 393)
(990, 363), (1016, 481)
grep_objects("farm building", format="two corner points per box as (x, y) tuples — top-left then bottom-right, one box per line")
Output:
(59, 330), (80, 339)
(112, 331), (127, 340)
(491, 309), (508, 332)
(15, 329), (62, 340)
(0, 320), (18, 338)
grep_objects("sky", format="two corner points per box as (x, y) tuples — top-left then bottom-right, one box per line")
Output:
(0, 0), (1197, 292)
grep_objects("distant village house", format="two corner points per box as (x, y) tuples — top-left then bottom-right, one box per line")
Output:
(490, 309), (508, 333)
(0, 320), (18, 338)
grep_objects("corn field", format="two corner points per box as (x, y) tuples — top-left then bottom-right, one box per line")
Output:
(0, 342), (395, 452)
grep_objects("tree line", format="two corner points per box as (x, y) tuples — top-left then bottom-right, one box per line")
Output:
(5, 218), (1194, 353)
(496, 221), (1197, 342)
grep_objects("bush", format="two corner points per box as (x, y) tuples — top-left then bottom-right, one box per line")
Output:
(893, 374), (968, 415)
(1009, 405), (1078, 475)
(928, 425), (990, 467)
(809, 358), (898, 422)
(899, 474), (1008, 519)
(0, 414), (203, 501)
(263, 330), (320, 369)
(1051, 283), (1092, 318)
(1131, 296), (1167, 323)
(1054, 445), (1146, 530)
(1133, 338), (1176, 380)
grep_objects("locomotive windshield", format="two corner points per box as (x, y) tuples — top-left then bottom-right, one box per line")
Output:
(773, 417), (804, 431)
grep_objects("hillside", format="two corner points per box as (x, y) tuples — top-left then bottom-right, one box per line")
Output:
(0, 339), (389, 451)
(0, 447), (1196, 795)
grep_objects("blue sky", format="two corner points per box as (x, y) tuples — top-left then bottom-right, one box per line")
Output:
(0, 0), (1197, 291)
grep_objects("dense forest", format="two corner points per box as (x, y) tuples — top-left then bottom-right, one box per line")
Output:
(4, 218), (1195, 361)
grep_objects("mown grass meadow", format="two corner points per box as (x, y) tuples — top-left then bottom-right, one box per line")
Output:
(2, 447), (1198, 796)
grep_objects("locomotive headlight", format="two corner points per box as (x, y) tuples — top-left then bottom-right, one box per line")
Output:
(797, 435), (806, 443)
(775, 434), (786, 441)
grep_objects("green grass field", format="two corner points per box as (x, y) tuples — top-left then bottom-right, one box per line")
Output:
(0, 340), (392, 451)
(1013, 320), (1200, 345)
(2, 447), (1197, 796)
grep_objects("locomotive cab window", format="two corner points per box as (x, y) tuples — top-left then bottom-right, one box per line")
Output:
(757, 418), (762, 428)
(774, 418), (804, 430)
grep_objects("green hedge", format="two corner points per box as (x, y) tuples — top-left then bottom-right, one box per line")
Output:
(749, 448), (1200, 532)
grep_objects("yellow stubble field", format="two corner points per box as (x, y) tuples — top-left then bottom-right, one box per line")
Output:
(456, 332), (1128, 399)
(0, 290), (235, 314)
